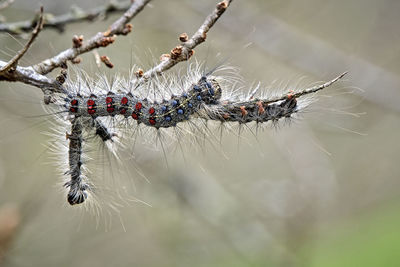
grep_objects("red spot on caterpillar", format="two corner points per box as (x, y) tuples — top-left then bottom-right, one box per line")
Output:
(70, 99), (78, 113)
(222, 113), (230, 119)
(240, 106), (248, 117)
(149, 107), (155, 115)
(257, 101), (265, 115)
(87, 99), (96, 115)
(131, 112), (139, 120)
(120, 97), (128, 114)
(135, 102), (142, 111)
(149, 118), (156, 125)
(121, 97), (128, 105)
(106, 97), (115, 113)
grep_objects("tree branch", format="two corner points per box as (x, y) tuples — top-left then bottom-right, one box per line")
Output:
(133, 0), (233, 86)
(33, 0), (151, 75)
(0, 0), (230, 99)
(0, 60), (65, 93)
(0, 0), (132, 34)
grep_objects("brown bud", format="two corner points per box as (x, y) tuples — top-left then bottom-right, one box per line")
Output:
(72, 35), (84, 48)
(71, 57), (82, 64)
(103, 29), (111, 37)
(100, 55), (114, 68)
(98, 35), (116, 47)
(217, 1), (228, 10)
(170, 45), (183, 60)
(160, 54), (171, 61)
(121, 23), (133, 35)
(135, 68), (144, 78)
(56, 69), (68, 84)
(188, 49), (195, 58)
(179, 33), (188, 42)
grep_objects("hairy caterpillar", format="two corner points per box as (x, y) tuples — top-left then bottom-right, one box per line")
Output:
(43, 63), (345, 205)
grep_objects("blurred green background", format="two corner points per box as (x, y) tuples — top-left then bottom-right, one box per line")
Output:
(0, 0), (399, 266)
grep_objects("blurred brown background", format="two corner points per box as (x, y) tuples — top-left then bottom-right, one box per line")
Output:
(0, 0), (399, 266)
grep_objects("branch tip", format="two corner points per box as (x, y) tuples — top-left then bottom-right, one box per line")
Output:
(72, 35), (84, 48)
(179, 33), (188, 42)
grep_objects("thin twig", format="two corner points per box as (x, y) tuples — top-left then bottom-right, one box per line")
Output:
(236, 72), (348, 106)
(0, 7), (44, 73)
(33, 0), (151, 75)
(133, 0), (233, 86)
(0, 0), (131, 34)
(0, 7), (63, 96)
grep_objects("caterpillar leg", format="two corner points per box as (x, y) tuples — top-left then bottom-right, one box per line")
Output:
(93, 119), (116, 142)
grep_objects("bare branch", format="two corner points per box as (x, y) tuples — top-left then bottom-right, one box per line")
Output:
(0, 0), (132, 34)
(134, 0), (233, 86)
(0, 1), (149, 98)
(0, 60), (65, 94)
(0, 7), (44, 73)
(33, 0), (151, 75)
